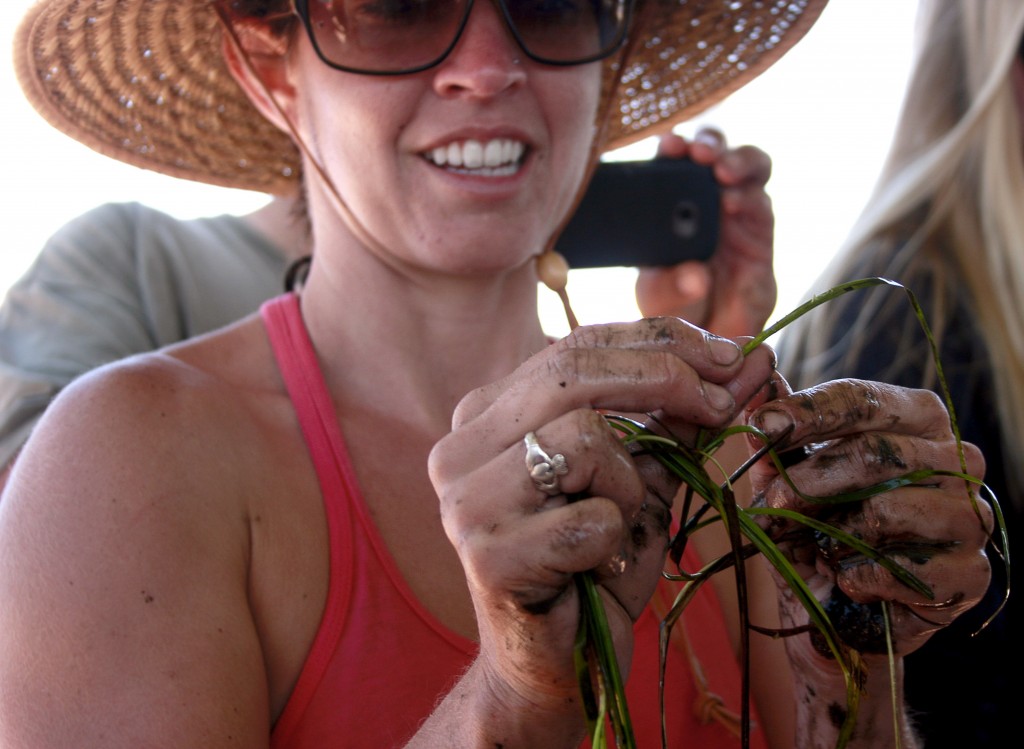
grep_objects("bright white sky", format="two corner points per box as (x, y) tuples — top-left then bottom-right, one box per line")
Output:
(1, 0), (919, 338)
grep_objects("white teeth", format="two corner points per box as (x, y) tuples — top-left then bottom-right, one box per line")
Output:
(463, 140), (484, 168)
(426, 138), (526, 173)
(483, 139), (503, 167)
(447, 142), (462, 167)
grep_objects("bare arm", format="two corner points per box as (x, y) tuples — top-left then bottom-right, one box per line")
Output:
(0, 357), (271, 748)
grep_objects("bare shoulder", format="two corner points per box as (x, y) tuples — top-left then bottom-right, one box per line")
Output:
(0, 316), (281, 747)
(7, 322), (244, 494)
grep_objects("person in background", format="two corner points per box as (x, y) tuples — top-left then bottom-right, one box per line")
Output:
(778, 1), (1022, 746)
(0, 196), (304, 478)
(0, 128), (773, 486)
(0, 1), (992, 747)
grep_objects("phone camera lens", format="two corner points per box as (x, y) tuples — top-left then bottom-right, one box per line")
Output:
(672, 201), (700, 239)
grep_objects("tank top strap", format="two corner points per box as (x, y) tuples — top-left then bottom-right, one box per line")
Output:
(260, 292), (356, 738)
(261, 293), (363, 515)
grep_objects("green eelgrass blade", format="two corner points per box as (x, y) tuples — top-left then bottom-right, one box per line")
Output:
(882, 601), (902, 749)
(657, 576), (706, 749)
(742, 277), (904, 355)
(576, 572), (636, 749)
(978, 482), (1011, 630)
(746, 506), (933, 599)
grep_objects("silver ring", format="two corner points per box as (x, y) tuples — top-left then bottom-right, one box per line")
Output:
(524, 431), (568, 496)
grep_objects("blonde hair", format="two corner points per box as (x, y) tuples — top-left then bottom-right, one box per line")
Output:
(779, 0), (1024, 502)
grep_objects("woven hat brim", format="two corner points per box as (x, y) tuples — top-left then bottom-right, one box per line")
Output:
(14, 0), (300, 194)
(14, 0), (828, 195)
(604, 0), (828, 152)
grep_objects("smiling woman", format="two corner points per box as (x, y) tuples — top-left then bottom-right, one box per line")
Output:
(1, 4), (978, 749)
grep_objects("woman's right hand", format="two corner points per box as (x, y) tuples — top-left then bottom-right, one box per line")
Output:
(427, 318), (775, 736)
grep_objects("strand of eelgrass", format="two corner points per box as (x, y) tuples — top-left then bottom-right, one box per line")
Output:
(575, 572), (636, 748)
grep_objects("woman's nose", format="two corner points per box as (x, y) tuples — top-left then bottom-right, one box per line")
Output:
(432, 0), (527, 98)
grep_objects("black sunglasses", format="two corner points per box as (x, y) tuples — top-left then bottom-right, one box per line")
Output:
(291, 0), (635, 76)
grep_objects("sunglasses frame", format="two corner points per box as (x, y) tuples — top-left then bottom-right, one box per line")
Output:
(291, 0), (635, 76)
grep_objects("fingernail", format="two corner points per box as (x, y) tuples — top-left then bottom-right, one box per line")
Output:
(754, 409), (794, 438)
(704, 382), (734, 411)
(708, 336), (741, 365)
(694, 129), (723, 148)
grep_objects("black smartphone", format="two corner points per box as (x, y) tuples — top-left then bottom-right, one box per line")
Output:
(554, 158), (720, 268)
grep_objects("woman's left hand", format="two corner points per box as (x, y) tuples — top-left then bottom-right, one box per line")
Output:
(634, 129), (776, 338)
(744, 377), (993, 667)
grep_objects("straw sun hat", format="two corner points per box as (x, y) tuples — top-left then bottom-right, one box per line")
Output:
(14, 0), (829, 195)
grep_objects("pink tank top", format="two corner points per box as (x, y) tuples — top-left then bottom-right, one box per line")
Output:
(262, 293), (767, 749)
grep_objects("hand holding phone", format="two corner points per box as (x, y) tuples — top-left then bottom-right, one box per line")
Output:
(554, 158), (720, 269)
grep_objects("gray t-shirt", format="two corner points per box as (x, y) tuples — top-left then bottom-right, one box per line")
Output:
(0, 202), (290, 467)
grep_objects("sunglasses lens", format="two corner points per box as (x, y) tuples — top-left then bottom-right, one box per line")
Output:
(305, 0), (468, 74)
(505, 0), (628, 64)
(303, 0), (629, 74)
